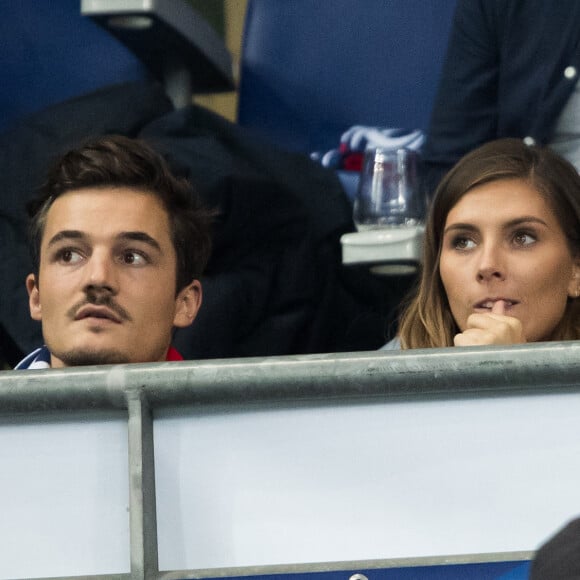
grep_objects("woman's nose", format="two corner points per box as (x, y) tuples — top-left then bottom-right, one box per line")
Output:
(476, 244), (506, 282)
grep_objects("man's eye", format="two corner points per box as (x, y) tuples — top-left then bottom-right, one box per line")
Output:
(121, 251), (147, 265)
(56, 248), (83, 264)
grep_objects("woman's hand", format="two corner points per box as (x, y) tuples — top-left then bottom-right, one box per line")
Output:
(453, 300), (526, 346)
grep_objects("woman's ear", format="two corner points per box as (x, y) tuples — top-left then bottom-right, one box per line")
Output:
(26, 274), (42, 320)
(173, 280), (203, 328)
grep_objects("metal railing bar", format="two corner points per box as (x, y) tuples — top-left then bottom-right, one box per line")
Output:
(5, 549), (533, 580)
(127, 388), (159, 579)
(1, 342), (579, 414)
(33, 575), (130, 580)
(156, 550), (534, 579)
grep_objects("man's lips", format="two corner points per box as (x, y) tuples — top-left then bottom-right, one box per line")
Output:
(74, 305), (122, 323)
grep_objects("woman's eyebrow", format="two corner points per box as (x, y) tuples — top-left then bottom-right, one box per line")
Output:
(443, 216), (549, 236)
(443, 223), (478, 235)
(503, 216), (549, 228)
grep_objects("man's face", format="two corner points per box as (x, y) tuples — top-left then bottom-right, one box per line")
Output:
(26, 187), (201, 367)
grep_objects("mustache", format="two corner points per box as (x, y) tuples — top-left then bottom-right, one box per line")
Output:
(67, 292), (132, 322)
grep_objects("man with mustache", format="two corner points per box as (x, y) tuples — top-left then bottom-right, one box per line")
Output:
(16, 135), (212, 369)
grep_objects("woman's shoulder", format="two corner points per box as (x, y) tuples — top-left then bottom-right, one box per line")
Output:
(380, 337), (401, 351)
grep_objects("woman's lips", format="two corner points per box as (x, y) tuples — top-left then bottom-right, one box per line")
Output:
(474, 298), (519, 311)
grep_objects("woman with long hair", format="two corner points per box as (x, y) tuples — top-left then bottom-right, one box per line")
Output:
(392, 138), (580, 349)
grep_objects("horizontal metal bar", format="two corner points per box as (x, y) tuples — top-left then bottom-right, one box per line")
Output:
(157, 550), (533, 580)
(1, 342), (579, 414)
(36, 574), (129, 580)
(21, 549), (533, 580)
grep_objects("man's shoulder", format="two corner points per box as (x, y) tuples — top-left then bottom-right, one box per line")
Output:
(14, 346), (51, 370)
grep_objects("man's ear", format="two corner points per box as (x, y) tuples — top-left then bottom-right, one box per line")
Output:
(26, 274), (42, 321)
(173, 280), (202, 328)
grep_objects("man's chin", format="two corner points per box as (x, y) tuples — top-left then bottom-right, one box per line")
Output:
(53, 348), (131, 367)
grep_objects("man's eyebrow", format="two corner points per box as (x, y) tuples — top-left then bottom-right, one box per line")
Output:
(46, 230), (86, 247)
(117, 231), (162, 252)
(46, 230), (163, 252)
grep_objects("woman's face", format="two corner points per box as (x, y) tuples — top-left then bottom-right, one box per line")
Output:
(439, 178), (579, 342)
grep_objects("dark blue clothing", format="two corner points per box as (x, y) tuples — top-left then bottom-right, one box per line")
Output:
(422, 0), (580, 193)
(14, 346), (51, 370)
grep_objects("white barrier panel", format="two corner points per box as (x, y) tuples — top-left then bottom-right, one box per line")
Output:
(1, 343), (579, 578)
(155, 392), (580, 571)
(0, 411), (130, 580)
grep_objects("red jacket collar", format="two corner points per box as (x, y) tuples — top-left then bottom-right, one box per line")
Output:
(166, 346), (184, 361)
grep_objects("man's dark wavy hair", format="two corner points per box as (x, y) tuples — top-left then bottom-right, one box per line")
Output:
(28, 135), (213, 292)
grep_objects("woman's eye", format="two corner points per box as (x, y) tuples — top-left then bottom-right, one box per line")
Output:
(452, 236), (476, 250)
(513, 231), (536, 246)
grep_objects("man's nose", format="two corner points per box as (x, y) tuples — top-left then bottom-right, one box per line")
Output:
(476, 243), (506, 282)
(83, 252), (118, 294)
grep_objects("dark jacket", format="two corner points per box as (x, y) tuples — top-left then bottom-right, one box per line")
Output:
(530, 517), (580, 580)
(422, 0), (580, 193)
